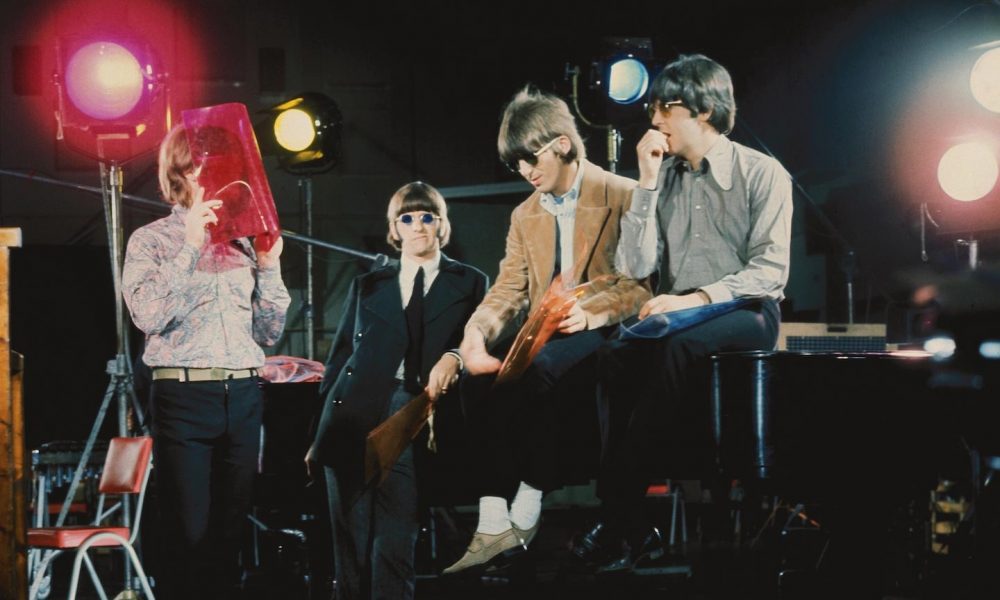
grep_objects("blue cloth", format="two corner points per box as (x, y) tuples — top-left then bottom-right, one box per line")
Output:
(618, 298), (754, 340)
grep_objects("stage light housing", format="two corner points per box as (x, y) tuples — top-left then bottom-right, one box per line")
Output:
(55, 35), (164, 135)
(65, 42), (145, 120)
(606, 56), (650, 105)
(970, 47), (1000, 114)
(274, 108), (316, 152)
(583, 38), (660, 128)
(937, 141), (998, 202)
(260, 93), (342, 174)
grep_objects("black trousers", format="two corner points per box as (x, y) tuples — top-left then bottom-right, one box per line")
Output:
(149, 376), (262, 600)
(462, 327), (612, 499)
(596, 301), (780, 532)
(325, 385), (419, 600)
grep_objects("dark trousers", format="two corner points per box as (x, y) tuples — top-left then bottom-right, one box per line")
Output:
(325, 385), (419, 600)
(462, 327), (612, 499)
(149, 376), (263, 600)
(597, 301), (780, 533)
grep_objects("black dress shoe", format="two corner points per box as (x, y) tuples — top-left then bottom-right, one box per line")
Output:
(570, 521), (619, 564)
(595, 527), (665, 575)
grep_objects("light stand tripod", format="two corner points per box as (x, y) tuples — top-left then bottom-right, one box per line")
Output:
(49, 161), (142, 515)
(33, 37), (170, 594)
(565, 64), (624, 173)
(300, 177), (315, 360)
(29, 159), (145, 600)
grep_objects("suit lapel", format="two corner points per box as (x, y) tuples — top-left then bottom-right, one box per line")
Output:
(571, 161), (611, 285)
(361, 265), (406, 338)
(423, 255), (467, 323)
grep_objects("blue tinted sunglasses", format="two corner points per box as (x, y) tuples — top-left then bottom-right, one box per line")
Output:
(396, 212), (441, 226)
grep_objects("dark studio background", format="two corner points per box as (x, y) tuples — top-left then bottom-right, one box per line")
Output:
(0, 0), (998, 451)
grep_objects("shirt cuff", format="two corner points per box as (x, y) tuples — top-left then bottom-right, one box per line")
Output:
(629, 187), (659, 218)
(443, 350), (464, 372)
(699, 282), (733, 304)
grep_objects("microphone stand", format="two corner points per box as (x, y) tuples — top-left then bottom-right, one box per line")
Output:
(735, 119), (862, 324)
(0, 168), (386, 266)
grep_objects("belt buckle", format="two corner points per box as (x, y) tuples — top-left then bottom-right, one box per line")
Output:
(209, 367), (226, 380)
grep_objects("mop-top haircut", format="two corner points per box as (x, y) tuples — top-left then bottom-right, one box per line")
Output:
(649, 54), (737, 135)
(497, 86), (586, 166)
(386, 181), (452, 250)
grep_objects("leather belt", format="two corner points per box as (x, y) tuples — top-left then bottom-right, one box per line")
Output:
(151, 367), (258, 382)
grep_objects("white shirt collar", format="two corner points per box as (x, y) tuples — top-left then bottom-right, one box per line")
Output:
(400, 251), (441, 284)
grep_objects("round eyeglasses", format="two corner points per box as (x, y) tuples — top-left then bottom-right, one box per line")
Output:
(396, 212), (441, 226)
(503, 137), (561, 173)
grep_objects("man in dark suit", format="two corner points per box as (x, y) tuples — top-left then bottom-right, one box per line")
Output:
(307, 182), (488, 600)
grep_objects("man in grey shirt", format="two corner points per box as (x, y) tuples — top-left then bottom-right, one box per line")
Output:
(573, 54), (793, 572)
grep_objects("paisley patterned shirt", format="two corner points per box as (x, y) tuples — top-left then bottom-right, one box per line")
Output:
(122, 204), (291, 369)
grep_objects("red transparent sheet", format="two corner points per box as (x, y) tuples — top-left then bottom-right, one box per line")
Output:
(362, 272), (619, 484)
(182, 103), (279, 251)
(364, 391), (433, 486)
(493, 273), (615, 386)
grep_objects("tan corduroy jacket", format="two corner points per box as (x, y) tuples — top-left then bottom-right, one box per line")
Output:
(466, 159), (652, 344)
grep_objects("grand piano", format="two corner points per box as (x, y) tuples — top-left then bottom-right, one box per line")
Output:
(707, 344), (1000, 598)
(712, 351), (948, 497)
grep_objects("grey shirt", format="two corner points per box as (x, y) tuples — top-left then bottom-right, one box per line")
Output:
(614, 135), (792, 303)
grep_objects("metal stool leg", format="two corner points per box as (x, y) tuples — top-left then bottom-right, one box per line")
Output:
(68, 533), (155, 600)
(80, 552), (110, 600)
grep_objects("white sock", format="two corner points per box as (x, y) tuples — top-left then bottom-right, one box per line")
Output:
(508, 481), (543, 530)
(476, 496), (511, 534)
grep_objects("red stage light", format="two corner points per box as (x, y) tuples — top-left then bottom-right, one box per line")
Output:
(892, 50), (1000, 234)
(55, 35), (162, 134)
(64, 41), (145, 121)
(16, 0), (209, 161)
(937, 141), (999, 202)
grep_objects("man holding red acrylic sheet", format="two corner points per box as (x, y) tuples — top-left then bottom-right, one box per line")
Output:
(123, 116), (290, 598)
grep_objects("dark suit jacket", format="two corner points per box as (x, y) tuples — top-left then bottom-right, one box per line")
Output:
(311, 254), (488, 502)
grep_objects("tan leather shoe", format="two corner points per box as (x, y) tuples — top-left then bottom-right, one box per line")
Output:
(512, 521), (540, 547)
(442, 529), (525, 574)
